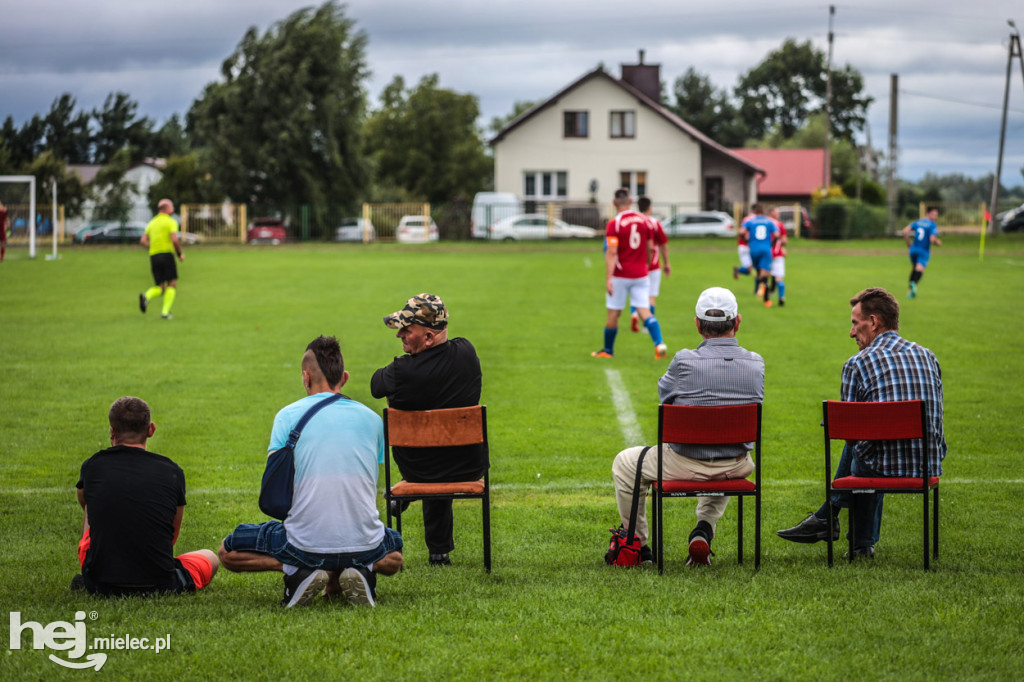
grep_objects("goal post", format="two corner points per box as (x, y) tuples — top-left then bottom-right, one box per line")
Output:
(0, 175), (37, 258)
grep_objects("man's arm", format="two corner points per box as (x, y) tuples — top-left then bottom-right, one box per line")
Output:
(660, 243), (671, 275)
(171, 232), (184, 261)
(172, 505), (184, 545)
(902, 224), (913, 247)
(140, 232), (150, 248)
(77, 488), (89, 534)
(604, 238), (618, 295)
(931, 233), (942, 246)
(370, 363), (397, 400)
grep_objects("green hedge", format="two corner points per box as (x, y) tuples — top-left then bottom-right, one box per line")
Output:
(815, 199), (889, 239)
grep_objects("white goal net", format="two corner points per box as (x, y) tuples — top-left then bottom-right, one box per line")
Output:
(0, 175), (40, 258)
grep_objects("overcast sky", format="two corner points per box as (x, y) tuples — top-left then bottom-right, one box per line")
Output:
(3, 0), (1023, 188)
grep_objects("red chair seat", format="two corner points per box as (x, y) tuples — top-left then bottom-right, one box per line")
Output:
(654, 479), (756, 493)
(391, 480), (486, 496)
(832, 476), (939, 490)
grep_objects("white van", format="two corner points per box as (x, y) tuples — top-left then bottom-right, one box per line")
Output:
(471, 192), (523, 239)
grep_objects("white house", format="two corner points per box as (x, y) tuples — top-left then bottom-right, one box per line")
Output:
(490, 53), (762, 215)
(67, 159), (165, 231)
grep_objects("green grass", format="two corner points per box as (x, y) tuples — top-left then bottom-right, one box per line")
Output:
(2, 234), (1024, 679)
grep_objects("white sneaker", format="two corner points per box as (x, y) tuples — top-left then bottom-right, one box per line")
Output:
(655, 343), (668, 359)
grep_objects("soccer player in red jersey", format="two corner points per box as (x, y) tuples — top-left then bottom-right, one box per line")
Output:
(630, 196), (671, 333)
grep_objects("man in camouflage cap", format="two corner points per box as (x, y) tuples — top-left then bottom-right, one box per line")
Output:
(372, 293), (487, 566)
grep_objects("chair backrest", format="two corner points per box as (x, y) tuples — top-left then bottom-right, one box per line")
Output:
(384, 405), (486, 448)
(659, 403), (761, 445)
(823, 400), (924, 441)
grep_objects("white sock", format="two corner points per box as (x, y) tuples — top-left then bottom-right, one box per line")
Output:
(281, 564), (298, 576)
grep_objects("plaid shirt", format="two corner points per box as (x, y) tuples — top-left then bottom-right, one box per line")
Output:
(841, 331), (947, 477)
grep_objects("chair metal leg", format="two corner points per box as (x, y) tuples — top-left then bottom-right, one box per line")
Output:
(736, 496), (744, 565)
(923, 487), (930, 570)
(482, 493), (491, 573)
(933, 487), (940, 558)
(656, 489), (664, 575)
(847, 497), (855, 564)
(826, 489), (835, 568)
(755, 491), (761, 571)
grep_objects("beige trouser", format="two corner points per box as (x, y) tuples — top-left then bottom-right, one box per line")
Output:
(612, 445), (755, 545)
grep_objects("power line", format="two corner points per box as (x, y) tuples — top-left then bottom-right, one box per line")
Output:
(901, 88), (1024, 114)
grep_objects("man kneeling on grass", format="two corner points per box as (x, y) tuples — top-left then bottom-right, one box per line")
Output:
(218, 336), (403, 607)
(74, 396), (219, 596)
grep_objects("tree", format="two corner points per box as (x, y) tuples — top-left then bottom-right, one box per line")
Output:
(42, 94), (92, 164)
(668, 68), (747, 147)
(27, 151), (88, 217)
(188, 1), (369, 207)
(363, 74), (491, 203)
(1, 115), (44, 168)
(150, 114), (189, 160)
(488, 100), (536, 137)
(90, 149), (138, 223)
(92, 92), (154, 164)
(147, 153), (220, 207)
(735, 39), (872, 142)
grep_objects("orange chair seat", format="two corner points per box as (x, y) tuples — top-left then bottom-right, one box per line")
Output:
(391, 480), (486, 496)
(832, 475), (939, 490)
(654, 478), (756, 493)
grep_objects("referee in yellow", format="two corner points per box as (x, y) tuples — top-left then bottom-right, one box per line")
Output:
(139, 198), (185, 320)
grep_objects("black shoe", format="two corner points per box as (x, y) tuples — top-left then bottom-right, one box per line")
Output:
(640, 545), (653, 565)
(139, 293), (147, 313)
(338, 566), (376, 607)
(686, 522), (714, 566)
(70, 573), (85, 591)
(281, 568), (328, 608)
(853, 545), (875, 559)
(388, 498), (411, 517)
(776, 513), (840, 544)
(429, 553), (452, 566)
(778, 298), (785, 307)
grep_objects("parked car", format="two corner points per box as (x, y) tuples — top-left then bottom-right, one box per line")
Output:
(662, 211), (735, 238)
(488, 214), (597, 240)
(396, 215), (439, 243)
(246, 217), (287, 244)
(471, 192), (522, 239)
(999, 203), (1024, 232)
(73, 220), (118, 244)
(334, 217), (376, 242)
(80, 222), (147, 244)
(776, 205), (814, 235)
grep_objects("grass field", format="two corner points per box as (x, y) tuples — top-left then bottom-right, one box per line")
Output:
(2, 234), (1023, 679)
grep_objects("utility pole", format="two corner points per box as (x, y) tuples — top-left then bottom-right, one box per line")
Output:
(823, 5), (835, 189)
(989, 20), (1024, 234)
(887, 74), (898, 234)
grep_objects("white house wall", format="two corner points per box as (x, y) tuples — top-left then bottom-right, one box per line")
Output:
(494, 76), (703, 207)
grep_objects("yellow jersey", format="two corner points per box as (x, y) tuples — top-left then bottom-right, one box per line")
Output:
(145, 213), (179, 255)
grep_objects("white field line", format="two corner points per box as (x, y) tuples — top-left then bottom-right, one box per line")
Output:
(605, 368), (642, 445)
(3, 478), (1023, 496)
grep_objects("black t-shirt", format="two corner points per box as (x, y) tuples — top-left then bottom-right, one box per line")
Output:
(371, 336), (488, 481)
(76, 445), (186, 586)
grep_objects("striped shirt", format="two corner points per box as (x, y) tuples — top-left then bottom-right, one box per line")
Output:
(841, 331), (947, 477)
(657, 337), (765, 461)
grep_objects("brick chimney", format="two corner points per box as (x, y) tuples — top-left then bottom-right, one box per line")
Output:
(620, 49), (661, 103)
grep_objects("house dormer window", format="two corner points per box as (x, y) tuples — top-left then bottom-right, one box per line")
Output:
(563, 111), (588, 138)
(610, 111), (635, 138)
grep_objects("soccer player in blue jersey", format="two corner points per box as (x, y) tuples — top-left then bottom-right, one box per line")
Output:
(739, 204), (778, 307)
(902, 207), (942, 298)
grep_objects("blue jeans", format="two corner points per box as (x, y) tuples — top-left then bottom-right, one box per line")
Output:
(829, 445), (885, 548)
(223, 522), (402, 571)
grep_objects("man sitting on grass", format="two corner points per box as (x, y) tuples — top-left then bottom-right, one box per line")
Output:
(219, 336), (403, 607)
(74, 396), (219, 596)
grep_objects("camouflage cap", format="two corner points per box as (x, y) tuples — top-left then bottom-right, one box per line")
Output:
(383, 293), (448, 330)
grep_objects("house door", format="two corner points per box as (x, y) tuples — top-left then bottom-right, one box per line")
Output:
(704, 177), (723, 211)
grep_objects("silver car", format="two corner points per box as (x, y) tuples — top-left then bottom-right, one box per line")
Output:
(662, 211), (735, 238)
(488, 214), (597, 240)
(334, 217), (376, 242)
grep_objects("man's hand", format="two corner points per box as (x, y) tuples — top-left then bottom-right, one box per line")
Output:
(606, 277), (614, 296)
(178, 252), (185, 262)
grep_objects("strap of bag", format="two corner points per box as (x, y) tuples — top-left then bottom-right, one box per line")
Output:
(624, 446), (652, 543)
(285, 393), (345, 448)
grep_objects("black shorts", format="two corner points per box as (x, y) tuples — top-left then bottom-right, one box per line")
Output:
(150, 253), (178, 285)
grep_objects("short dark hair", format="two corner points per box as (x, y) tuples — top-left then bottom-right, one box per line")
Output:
(305, 335), (344, 387)
(752, 202), (764, 214)
(698, 316), (738, 337)
(637, 196), (652, 212)
(613, 188), (630, 205)
(109, 396), (151, 443)
(850, 287), (899, 331)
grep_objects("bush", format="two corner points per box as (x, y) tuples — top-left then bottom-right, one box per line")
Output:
(815, 199), (889, 239)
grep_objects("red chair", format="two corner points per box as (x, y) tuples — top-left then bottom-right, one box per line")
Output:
(822, 400), (939, 569)
(383, 405), (491, 573)
(651, 403), (762, 573)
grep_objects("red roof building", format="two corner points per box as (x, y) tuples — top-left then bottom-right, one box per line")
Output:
(728, 148), (825, 203)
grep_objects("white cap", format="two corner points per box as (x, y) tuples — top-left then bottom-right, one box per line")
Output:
(695, 287), (738, 322)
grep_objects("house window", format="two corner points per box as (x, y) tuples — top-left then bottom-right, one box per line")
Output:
(610, 111), (635, 138)
(524, 171), (569, 199)
(563, 111), (588, 138)
(620, 171), (647, 197)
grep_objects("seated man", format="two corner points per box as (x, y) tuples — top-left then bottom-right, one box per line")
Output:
(611, 287), (765, 566)
(74, 396), (219, 596)
(777, 287), (947, 557)
(219, 336), (403, 607)
(370, 293), (487, 566)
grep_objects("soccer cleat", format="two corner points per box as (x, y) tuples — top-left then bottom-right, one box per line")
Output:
(732, 266), (739, 280)
(655, 343), (668, 359)
(778, 298), (785, 307)
(139, 293), (147, 313)
(161, 314), (173, 320)
(764, 300), (773, 308)
(630, 313), (640, 333)
(338, 566), (376, 607)
(908, 281), (918, 299)
(591, 350), (614, 358)
(281, 568), (328, 608)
